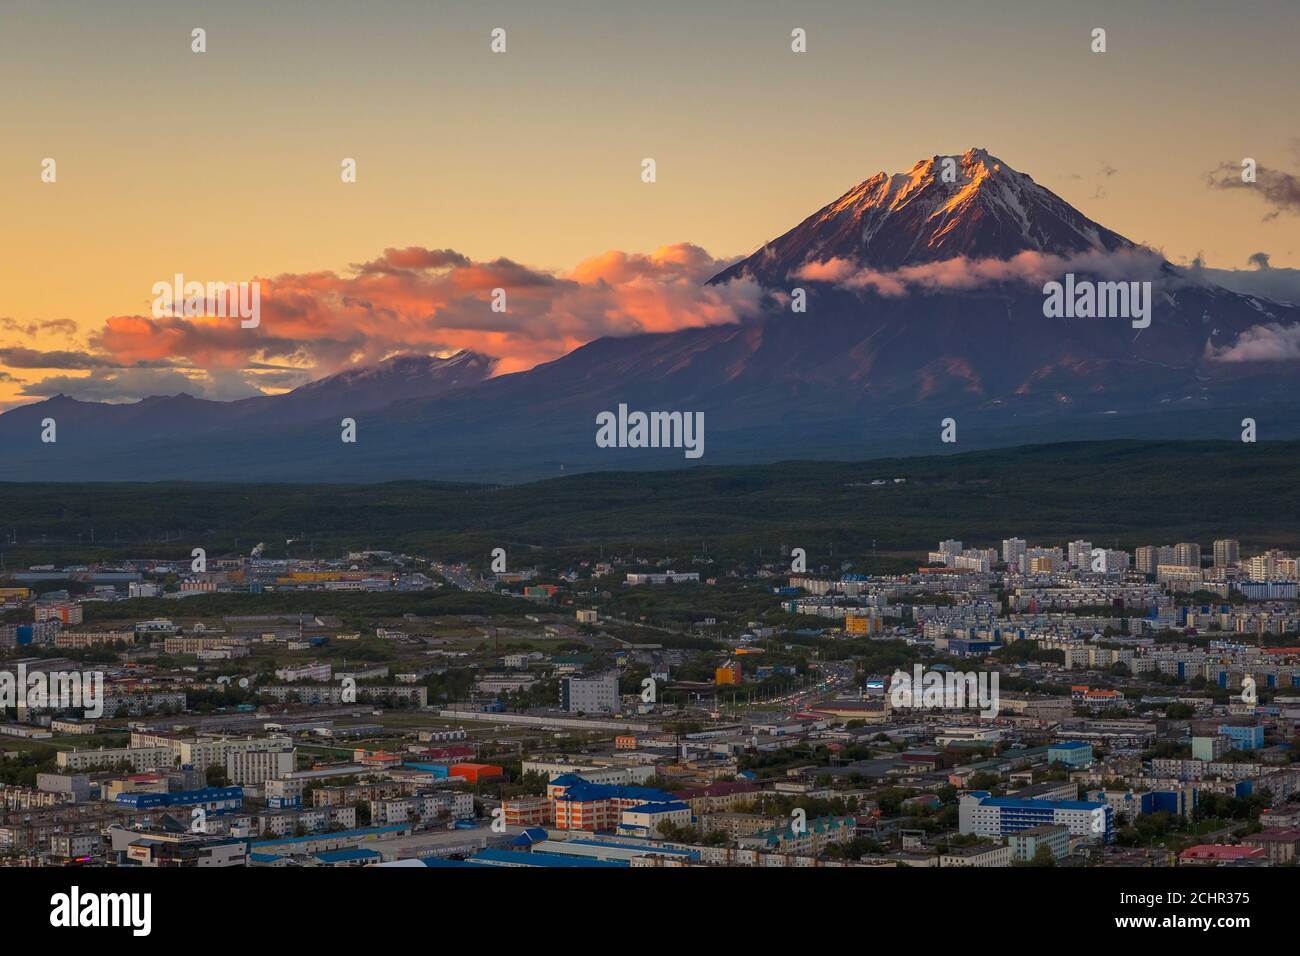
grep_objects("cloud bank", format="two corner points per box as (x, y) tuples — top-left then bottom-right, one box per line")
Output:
(6, 244), (760, 402)
(792, 248), (1168, 296)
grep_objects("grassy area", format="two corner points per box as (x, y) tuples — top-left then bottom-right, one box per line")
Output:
(0, 732), (129, 754)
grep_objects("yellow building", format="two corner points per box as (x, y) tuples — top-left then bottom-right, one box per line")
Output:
(845, 614), (879, 635)
(715, 660), (741, 685)
(55, 631), (134, 649)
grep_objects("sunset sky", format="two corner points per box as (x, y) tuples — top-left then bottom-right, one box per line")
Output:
(2, 0), (1299, 407)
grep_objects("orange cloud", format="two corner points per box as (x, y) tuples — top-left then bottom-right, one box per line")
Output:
(87, 243), (759, 387)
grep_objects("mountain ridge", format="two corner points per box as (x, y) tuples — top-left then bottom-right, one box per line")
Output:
(1, 148), (1298, 481)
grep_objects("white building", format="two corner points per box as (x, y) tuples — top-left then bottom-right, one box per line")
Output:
(959, 792), (1111, 841)
(130, 733), (292, 773)
(227, 748), (296, 786)
(274, 662), (332, 682)
(57, 745), (173, 772)
(1214, 539), (1240, 568)
(560, 673), (621, 714)
(625, 571), (700, 585)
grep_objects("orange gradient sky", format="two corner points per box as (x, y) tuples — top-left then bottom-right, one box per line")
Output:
(2, 0), (1299, 407)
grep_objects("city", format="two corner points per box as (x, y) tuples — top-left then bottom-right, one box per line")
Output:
(2, 532), (1297, 872)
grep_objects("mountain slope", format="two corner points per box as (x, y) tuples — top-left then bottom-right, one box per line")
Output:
(710, 148), (1136, 286)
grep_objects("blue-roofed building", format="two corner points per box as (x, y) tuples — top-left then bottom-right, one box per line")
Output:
(402, 763), (451, 778)
(466, 848), (627, 868)
(945, 639), (1001, 658)
(372, 857), (479, 868)
(315, 847), (382, 866)
(249, 824), (411, 862)
(1219, 724), (1265, 751)
(510, 827), (549, 847)
(548, 772), (589, 790)
(553, 782), (672, 804)
(960, 791), (1111, 842)
(115, 786), (243, 815)
(1047, 741), (1094, 768)
(549, 774), (676, 831)
(533, 837), (699, 864)
(617, 800), (693, 836)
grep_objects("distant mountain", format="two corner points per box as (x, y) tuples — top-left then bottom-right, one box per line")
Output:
(1, 149), (1297, 482)
(0, 351), (494, 443)
(263, 351), (496, 424)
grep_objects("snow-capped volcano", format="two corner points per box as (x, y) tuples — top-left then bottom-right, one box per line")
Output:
(710, 148), (1137, 285)
(2, 149), (1299, 482)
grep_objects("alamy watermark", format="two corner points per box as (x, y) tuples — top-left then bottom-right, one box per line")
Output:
(0, 664), (104, 719)
(151, 273), (260, 328)
(595, 404), (704, 459)
(889, 665), (1000, 718)
(1042, 273), (1151, 329)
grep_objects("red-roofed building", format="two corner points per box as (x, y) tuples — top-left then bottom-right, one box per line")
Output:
(1178, 844), (1267, 863)
(416, 745), (475, 763)
(1085, 689), (1121, 703)
(354, 750), (403, 769)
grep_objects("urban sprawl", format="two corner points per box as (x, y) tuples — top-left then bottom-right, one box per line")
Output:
(2, 534), (1299, 869)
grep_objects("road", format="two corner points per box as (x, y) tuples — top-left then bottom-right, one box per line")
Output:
(432, 562), (490, 592)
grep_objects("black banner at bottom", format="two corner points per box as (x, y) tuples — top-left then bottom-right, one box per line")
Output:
(5, 864), (1275, 942)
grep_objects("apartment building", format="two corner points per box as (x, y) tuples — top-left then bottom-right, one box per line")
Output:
(940, 844), (1013, 867)
(1008, 824), (1070, 862)
(53, 631), (134, 649)
(1214, 539), (1241, 568)
(227, 748), (296, 786)
(559, 673), (620, 714)
(130, 732), (293, 773)
(57, 745), (173, 772)
(737, 815), (856, 855)
(369, 791), (473, 826)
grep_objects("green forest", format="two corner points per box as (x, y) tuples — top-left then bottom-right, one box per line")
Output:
(0, 440), (1293, 567)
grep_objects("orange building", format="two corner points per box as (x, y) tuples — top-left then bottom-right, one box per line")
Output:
(548, 776), (670, 832)
(501, 795), (552, 826)
(715, 660), (741, 685)
(449, 762), (504, 784)
(36, 602), (82, 624)
(354, 750), (403, 769)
